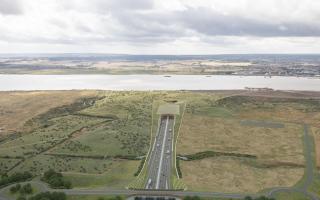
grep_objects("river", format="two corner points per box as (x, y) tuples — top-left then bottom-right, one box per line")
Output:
(0, 75), (319, 91)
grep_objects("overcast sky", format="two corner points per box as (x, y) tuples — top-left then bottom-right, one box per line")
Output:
(0, 0), (320, 54)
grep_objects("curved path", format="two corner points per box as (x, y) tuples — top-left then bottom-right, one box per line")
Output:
(266, 124), (319, 200)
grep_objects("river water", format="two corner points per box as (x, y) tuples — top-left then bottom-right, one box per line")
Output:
(0, 75), (319, 91)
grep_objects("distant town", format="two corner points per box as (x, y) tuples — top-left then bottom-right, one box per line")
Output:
(0, 54), (319, 77)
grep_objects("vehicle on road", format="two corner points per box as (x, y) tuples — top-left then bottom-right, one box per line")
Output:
(147, 179), (152, 188)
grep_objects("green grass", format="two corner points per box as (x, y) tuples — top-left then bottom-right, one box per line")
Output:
(52, 92), (153, 157)
(63, 160), (138, 188)
(0, 115), (104, 158)
(308, 173), (320, 196)
(0, 92), (154, 191)
(0, 158), (22, 172)
(3, 182), (42, 200)
(274, 191), (311, 200)
(194, 106), (233, 118)
(0, 91), (155, 189)
(13, 155), (114, 175)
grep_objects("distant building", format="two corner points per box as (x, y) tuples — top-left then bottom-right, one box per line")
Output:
(245, 87), (274, 92)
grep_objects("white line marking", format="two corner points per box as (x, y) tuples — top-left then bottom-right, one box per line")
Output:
(155, 116), (169, 189)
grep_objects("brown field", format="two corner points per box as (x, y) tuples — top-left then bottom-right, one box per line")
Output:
(311, 127), (320, 168)
(236, 105), (320, 128)
(178, 114), (305, 164)
(176, 93), (319, 192)
(180, 157), (304, 193)
(0, 91), (98, 136)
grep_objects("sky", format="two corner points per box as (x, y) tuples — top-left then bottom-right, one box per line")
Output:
(0, 0), (320, 54)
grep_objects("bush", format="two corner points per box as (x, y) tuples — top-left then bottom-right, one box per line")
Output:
(134, 158), (145, 176)
(10, 184), (21, 193)
(183, 151), (256, 161)
(183, 196), (200, 200)
(41, 169), (71, 189)
(29, 192), (66, 200)
(176, 158), (182, 178)
(98, 196), (123, 200)
(20, 183), (33, 194)
(0, 172), (32, 187)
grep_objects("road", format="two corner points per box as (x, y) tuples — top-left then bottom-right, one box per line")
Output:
(145, 115), (174, 190)
(0, 182), (257, 200)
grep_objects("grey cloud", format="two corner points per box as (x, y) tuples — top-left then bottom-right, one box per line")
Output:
(83, 0), (154, 14)
(103, 5), (320, 41)
(176, 7), (320, 37)
(2, 0), (320, 48)
(0, 0), (23, 15)
(54, 0), (320, 45)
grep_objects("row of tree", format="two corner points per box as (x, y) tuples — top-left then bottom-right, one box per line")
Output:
(10, 183), (33, 195)
(0, 172), (32, 187)
(16, 192), (66, 200)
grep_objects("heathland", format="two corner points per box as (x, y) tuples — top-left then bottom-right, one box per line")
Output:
(0, 90), (320, 199)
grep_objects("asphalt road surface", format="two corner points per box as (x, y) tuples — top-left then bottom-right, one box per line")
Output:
(145, 115), (174, 190)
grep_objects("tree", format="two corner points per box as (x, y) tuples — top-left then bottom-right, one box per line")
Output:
(41, 169), (71, 189)
(29, 192), (66, 200)
(0, 172), (32, 187)
(10, 184), (21, 193)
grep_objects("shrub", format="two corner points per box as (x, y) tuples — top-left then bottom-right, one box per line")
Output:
(0, 172), (32, 187)
(20, 183), (33, 194)
(10, 184), (21, 193)
(41, 169), (71, 189)
(134, 158), (145, 176)
(29, 192), (66, 200)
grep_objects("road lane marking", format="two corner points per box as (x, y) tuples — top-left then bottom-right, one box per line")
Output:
(155, 116), (169, 189)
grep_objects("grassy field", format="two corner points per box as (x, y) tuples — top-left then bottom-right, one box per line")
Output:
(311, 127), (320, 169)
(2, 182), (44, 200)
(180, 157), (304, 193)
(177, 94), (320, 193)
(178, 115), (304, 164)
(0, 91), (98, 137)
(1, 90), (320, 193)
(0, 91), (155, 189)
(63, 160), (139, 188)
(274, 191), (312, 200)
